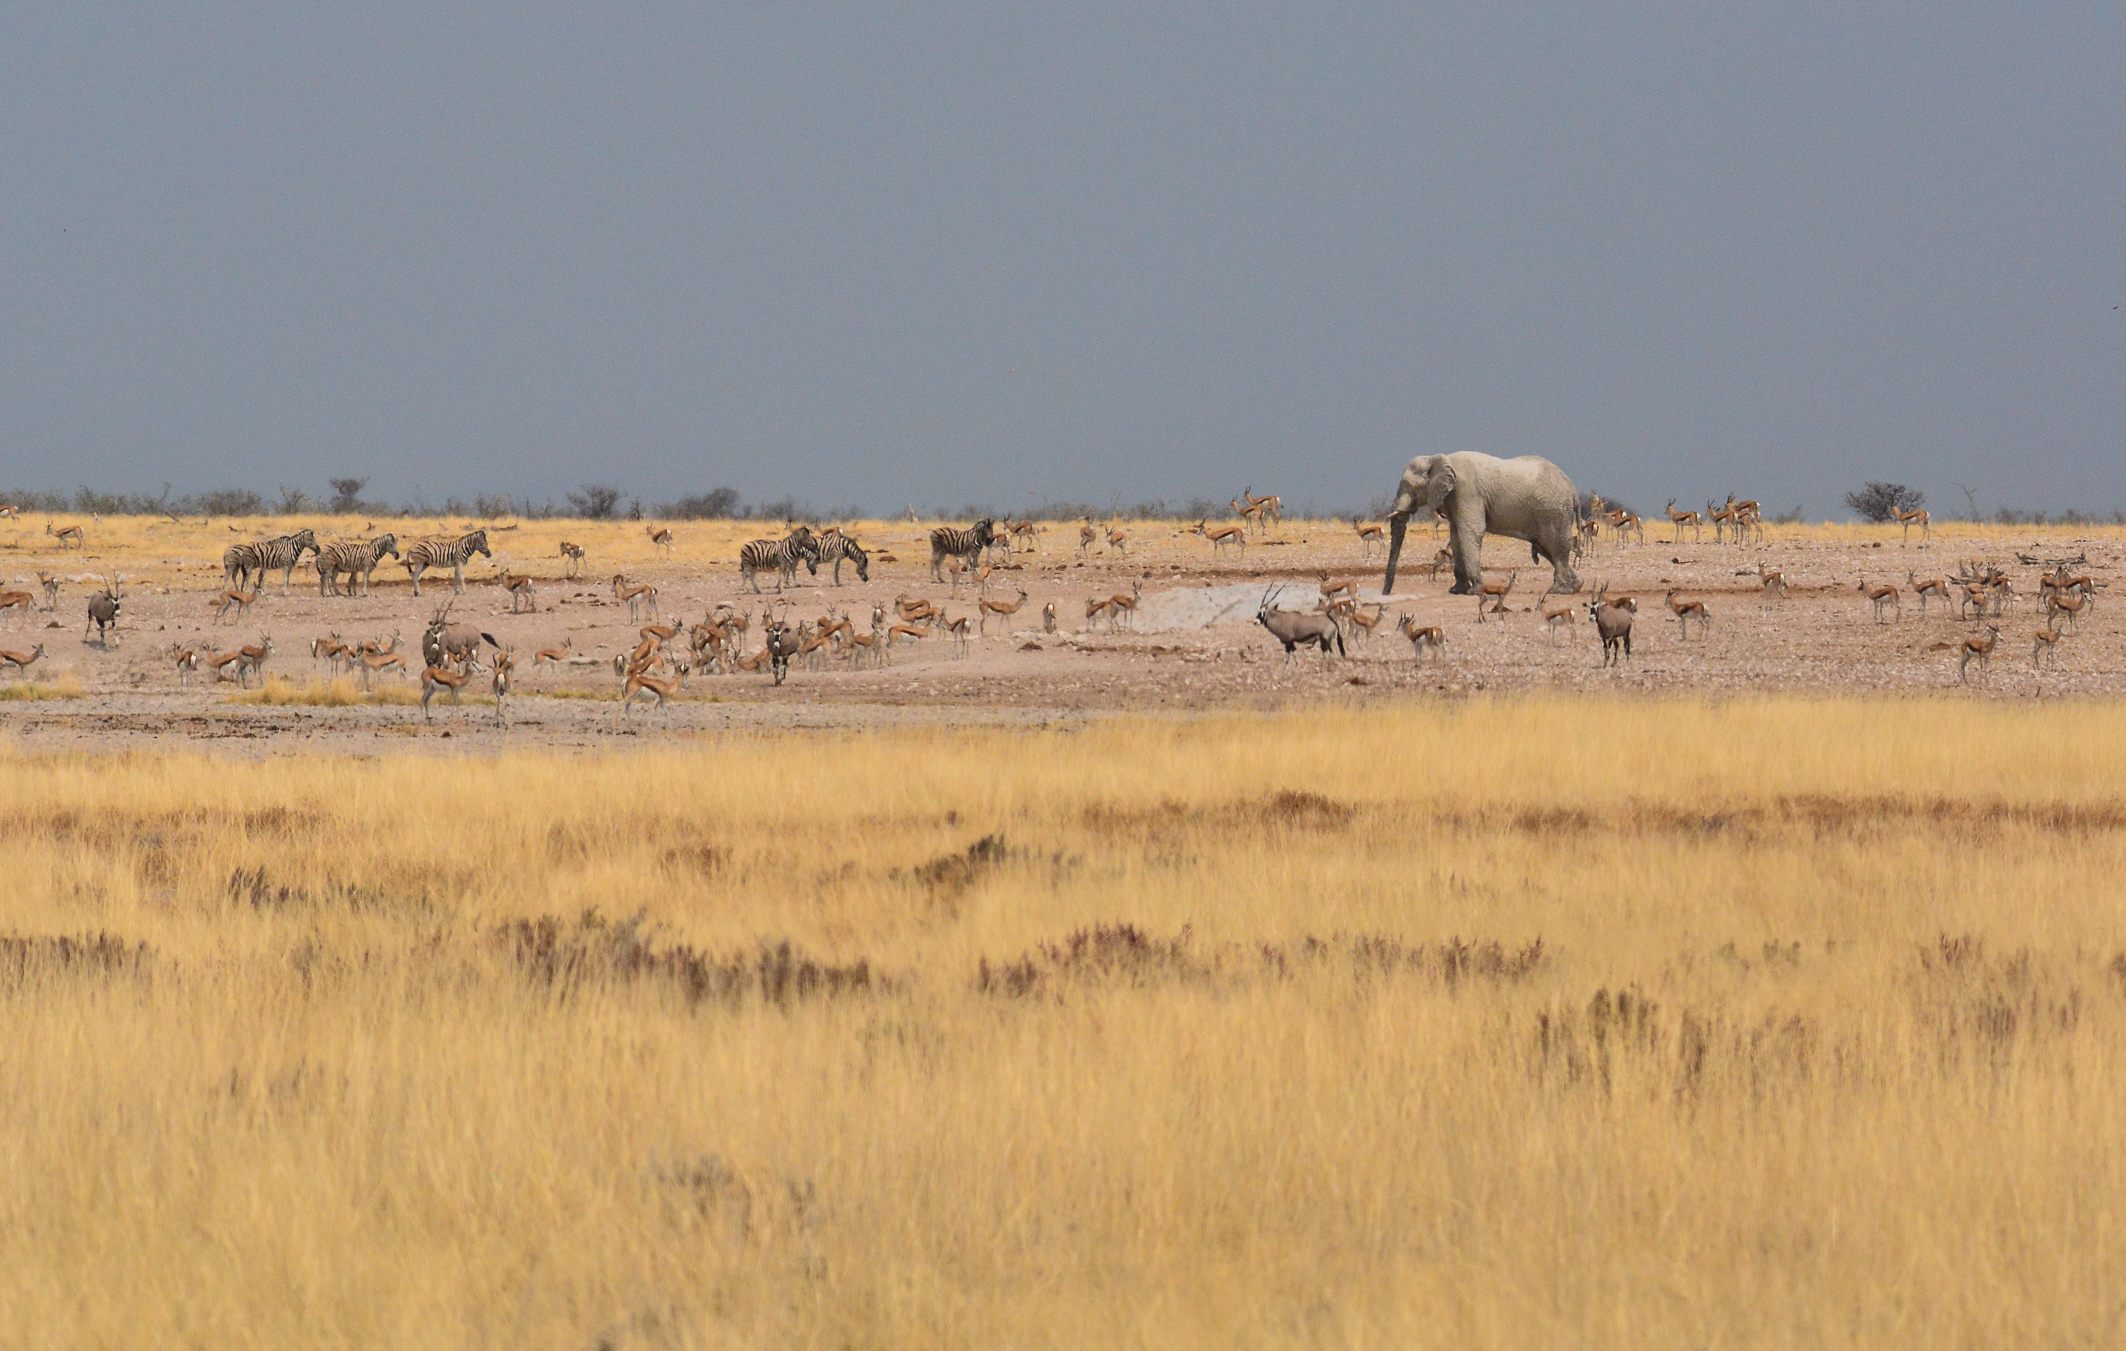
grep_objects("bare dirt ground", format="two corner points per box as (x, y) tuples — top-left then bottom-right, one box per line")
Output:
(3, 516), (2119, 753)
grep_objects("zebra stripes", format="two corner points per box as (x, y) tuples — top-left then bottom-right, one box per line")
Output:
(224, 530), (321, 594)
(403, 530), (491, 597)
(316, 534), (399, 597)
(929, 520), (995, 581)
(739, 528), (819, 593)
(815, 533), (870, 586)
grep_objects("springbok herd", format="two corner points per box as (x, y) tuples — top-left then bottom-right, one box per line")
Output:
(0, 499), (2116, 732)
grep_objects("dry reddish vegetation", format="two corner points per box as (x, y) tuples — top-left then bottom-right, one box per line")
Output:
(3, 701), (2126, 1346)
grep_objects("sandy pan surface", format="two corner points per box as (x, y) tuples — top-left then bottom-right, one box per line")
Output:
(1, 516), (2118, 755)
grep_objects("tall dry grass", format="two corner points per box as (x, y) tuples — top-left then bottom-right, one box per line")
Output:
(4, 698), (2125, 1347)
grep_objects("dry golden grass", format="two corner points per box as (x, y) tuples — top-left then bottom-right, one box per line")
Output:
(231, 675), (422, 706)
(0, 673), (83, 701)
(5, 698), (2126, 1346)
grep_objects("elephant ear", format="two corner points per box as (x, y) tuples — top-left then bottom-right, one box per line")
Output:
(1425, 461), (1458, 513)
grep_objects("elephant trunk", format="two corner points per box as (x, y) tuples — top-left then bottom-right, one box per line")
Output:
(1383, 514), (1410, 594)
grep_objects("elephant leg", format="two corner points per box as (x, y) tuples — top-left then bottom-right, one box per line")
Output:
(1446, 511), (1485, 594)
(1535, 524), (1581, 594)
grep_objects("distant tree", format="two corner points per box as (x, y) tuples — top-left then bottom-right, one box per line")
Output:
(276, 485), (312, 514)
(659, 487), (743, 519)
(1843, 482), (1924, 524)
(195, 488), (266, 516)
(626, 496), (644, 522)
(329, 478), (368, 513)
(567, 483), (622, 519)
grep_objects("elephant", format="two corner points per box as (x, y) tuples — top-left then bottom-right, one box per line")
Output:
(1383, 452), (1582, 596)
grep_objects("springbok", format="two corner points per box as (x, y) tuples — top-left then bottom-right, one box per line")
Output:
(1042, 601), (1058, 634)
(1857, 579), (1901, 624)
(2032, 627), (2062, 668)
(1105, 528), (1128, 555)
(558, 540), (586, 577)
(611, 574), (658, 622)
(1474, 569), (1518, 621)
(1353, 520), (1386, 558)
(0, 642), (47, 678)
(1665, 500), (1702, 543)
(1908, 571), (1951, 616)
(47, 522), (83, 549)
(1758, 562), (1787, 603)
(533, 636), (572, 670)
(647, 526), (674, 557)
(1957, 626), (2000, 683)
(421, 664), (473, 719)
(213, 587), (259, 624)
(1077, 522), (1098, 557)
(171, 644), (200, 686)
(1540, 598), (1576, 644)
(979, 587), (1029, 635)
(36, 572), (58, 610)
(0, 588), (31, 627)
(2045, 588), (2088, 632)
(1199, 520), (1247, 556)
(500, 570), (536, 613)
(1665, 590), (1711, 639)
(1396, 614), (1447, 665)
(1895, 506), (1930, 544)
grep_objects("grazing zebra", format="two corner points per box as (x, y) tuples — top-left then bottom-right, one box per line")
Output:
(815, 533), (870, 586)
(223, 529), (319, 593)
(738, 528), (820, 593)
(929, 520), (995, 582)
(403, 530), (492, 596)
(316, 534), (399, 596)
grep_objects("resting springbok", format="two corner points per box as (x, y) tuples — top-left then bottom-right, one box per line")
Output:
(1475, 569), (1517, 621)
(1665, 590), (1711, 639)
(533, 635), (572, 670)
(1958, 626), (2000, 683)
(1857, 579), (1901, 624)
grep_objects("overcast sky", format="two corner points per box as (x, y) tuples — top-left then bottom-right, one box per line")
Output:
(4, 3), (2121, 517)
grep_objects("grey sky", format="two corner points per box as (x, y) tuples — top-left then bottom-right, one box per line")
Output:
(5, 3), (2121, 517)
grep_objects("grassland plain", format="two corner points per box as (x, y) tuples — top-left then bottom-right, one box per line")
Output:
(4, 698), (2126, 1347)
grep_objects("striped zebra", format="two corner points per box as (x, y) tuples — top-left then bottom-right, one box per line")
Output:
(815, 533), (870, 586)
(224, 530), (321, 594)
(929, 519), (995, 582)
(316, 534), (399, 597)
(403, 529), (492, 597)
(738, 528), (820, 593)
